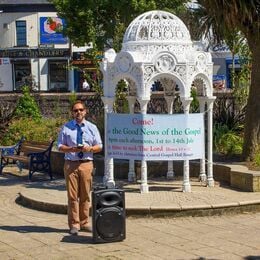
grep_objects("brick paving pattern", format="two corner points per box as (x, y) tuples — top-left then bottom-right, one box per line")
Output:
(0, 167), (260, 259)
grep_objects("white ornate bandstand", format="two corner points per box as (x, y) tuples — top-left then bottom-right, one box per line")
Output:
(100, 10), (215, 193)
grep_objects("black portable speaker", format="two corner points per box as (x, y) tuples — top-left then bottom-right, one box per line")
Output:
(92, 188), (126, 243)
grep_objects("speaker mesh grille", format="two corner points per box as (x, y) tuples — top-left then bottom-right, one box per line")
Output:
(96, 207), (124, 240)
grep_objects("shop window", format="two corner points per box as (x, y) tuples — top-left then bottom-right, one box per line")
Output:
(16, 20), (27, 46)
(14, 61), (31, 91)
(48, 60), (68, 91)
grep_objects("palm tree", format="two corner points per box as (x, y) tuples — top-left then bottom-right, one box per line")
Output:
(195, 0), (260, 161)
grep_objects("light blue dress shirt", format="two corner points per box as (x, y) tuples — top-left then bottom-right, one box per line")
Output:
(57, 119), (102, 161)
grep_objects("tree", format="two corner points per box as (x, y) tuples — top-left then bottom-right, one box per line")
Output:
(194, 0), (260, 161)
(50, 0), (188, 51)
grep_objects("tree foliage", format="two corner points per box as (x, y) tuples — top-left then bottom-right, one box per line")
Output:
(195, 0), (260, 161)
(14, 86), (42, 120)
(50, 0), (188, 51)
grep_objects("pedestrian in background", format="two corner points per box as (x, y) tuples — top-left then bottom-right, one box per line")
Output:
(57, 100), (102, 235)
(82, 79), (90, 91)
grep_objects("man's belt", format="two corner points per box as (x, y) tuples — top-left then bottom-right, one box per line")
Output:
(66, 159), (93, 163)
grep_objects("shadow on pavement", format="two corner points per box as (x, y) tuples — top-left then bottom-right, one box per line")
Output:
(0, 225), (67, 233)
(61, 235), (93, 244)
(0, 225), (94, 244)
(0, 173), (29, 186)
(23, 179), (66, 191)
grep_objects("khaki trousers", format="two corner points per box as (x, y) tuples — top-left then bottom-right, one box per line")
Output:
(64, 160), (93, 229)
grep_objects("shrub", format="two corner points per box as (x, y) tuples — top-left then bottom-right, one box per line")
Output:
(114, 80), (129, 113)
(190, 87), (199, 113)
(213, 123), (243, 155)
(14, 86), (41, 120)
(0, 117), (67, 146)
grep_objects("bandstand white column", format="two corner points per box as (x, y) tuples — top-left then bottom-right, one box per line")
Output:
(197, 97), (207, 182)
(101, 96), (115, 188)
(164, 96), (175, 179)
(126, 96), (136, 182)
(206, 97), (216, 187)
(180, 97), (193, 192)
(137, 98), (150, 193)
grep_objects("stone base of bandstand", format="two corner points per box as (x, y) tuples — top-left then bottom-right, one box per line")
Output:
(51, 151), (260, 192)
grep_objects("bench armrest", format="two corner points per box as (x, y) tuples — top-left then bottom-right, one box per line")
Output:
(27, 143), (53, 162)
(27, 151), (49, 161)
(0, 137), (25, 157)
(0, 144), (20, 156)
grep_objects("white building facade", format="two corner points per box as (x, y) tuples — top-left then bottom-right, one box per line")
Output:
(0, 0), (75, 92)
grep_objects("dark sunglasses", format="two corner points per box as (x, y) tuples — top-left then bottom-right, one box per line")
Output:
(73, 108), (84, 113)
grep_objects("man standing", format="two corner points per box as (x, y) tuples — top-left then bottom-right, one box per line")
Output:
(57, 100), (102, 235)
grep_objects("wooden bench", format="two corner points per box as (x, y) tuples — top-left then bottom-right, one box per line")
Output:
(0, 138), (54, 181)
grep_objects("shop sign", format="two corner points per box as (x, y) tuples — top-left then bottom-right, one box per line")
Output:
(39, 44), (55, 48)
(40, 17), (68, 44)
(211, 44), (230, 52)
(71, 60), (93, 65)
(0, 48), (70, 58)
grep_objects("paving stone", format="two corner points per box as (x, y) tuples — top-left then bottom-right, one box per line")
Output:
(1, 170), (260, 259)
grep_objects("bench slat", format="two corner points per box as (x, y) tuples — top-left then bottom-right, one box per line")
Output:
(4, 155), (29, 163)
(23, 141), (51, 146)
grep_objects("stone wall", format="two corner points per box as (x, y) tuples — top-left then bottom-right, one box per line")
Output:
(0, 92), (103, 119)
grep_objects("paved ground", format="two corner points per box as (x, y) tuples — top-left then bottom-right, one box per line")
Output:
(0, 166), (260, 259)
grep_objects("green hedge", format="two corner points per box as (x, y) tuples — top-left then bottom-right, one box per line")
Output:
(1, 117), (67, 146)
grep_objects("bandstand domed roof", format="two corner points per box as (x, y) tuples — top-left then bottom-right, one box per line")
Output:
(123, 10), (191, 46)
